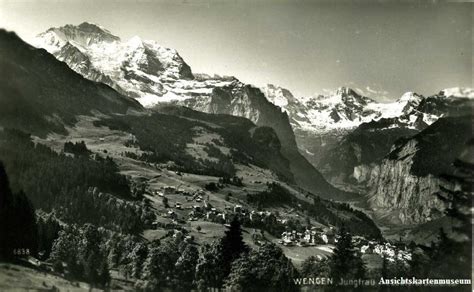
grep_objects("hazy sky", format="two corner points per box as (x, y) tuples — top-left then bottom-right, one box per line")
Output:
(0, 0), (472, 100)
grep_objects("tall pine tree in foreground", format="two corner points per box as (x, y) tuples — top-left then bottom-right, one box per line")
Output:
(195, 216), (248, 290)
(330, 225), (365, 281)
(220, 216), (249, 279)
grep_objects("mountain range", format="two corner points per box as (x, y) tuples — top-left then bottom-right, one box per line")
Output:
(33, 22), (354, 200)
(263, 84), (473, 179)
(33, 23), (474, 188)
(32, 23), (474, 226)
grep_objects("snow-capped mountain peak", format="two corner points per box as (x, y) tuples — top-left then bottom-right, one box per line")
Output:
(36, 22), (120, 51)
(397, 91), (422, 102)
(335, 86), (361, 98)
(396, 91), (424, 114)
(262, 84), (301, 109)
(34, 23), (472, 136)
(262, 84), (472, 134)
(34, 23), (200, 106)
(306, 87), (375, 108)
(126, 35), (144, 48)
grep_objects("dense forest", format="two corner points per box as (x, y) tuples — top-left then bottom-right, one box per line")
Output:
(0, 128), (155, 233)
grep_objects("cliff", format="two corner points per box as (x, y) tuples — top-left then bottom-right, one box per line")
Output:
(355, 116), (472, 224)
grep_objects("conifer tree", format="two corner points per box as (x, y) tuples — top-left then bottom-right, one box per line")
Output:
(220, 217), (249, 278)
(330, 225), (365, 281)
(225, 243), (298, 292)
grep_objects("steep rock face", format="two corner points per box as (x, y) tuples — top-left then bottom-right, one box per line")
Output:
(262, 84), (312, 128)
(398, 92), (424, 114)
(357, 143), (444, 224)
(355, 116), (473, 225)
(415, 89), (474, 117)
(55, 42), (119, 91)
(180, 83), (345, 199)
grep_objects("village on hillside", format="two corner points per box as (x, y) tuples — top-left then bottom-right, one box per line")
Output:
(147, 180), (412, 264)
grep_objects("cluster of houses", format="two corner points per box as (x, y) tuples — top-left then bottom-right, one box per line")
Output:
(279, 227), (337, 246)
(277, 228), (413, 264)
(161, 191), (283, 231)
(359, 241), (412, 262)
(196, 203), (265, 224)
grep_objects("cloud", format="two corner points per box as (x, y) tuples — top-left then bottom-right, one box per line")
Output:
(365, 86), (388, 96)
(365, 86), (377, 94)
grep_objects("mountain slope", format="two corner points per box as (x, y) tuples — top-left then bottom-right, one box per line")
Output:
(0, 29), (141, 136)
(93, 104), (296, 183)
(0, 29), (294, 187)
(180, 84), (346, 199)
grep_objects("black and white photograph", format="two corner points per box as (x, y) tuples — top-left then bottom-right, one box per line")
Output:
(0, 0), (472, 291)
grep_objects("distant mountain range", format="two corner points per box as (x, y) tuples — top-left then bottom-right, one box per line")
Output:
(1, 17), (472, 290)
(264, 85), (473, 133)
(263, 84), (473, 173)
